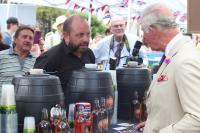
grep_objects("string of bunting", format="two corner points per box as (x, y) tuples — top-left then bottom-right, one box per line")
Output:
(64, 0), (187, 22)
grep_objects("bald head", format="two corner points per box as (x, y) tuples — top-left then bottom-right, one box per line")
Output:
(109, 16), (126, 41)
(110, 16), (125, 26)
(140, 3), (177, 32)
(63, 15), (88, 32)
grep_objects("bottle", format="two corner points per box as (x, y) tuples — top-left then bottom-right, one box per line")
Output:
(68, 103), (75, 129)
(99, 97), (108, 133)
(140, 96), (147, 122)
(50, 104), (62, 133)
(57, 109), (70, 133)
(0, 84), (18, 133)
(92, 98), (100, 133)
(37, 108), (51, 133)
(130, 90), (141, 123)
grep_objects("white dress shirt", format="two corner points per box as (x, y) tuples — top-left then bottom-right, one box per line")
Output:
(92, 33), (149, 70)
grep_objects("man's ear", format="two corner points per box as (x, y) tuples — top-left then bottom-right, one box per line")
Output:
(148, 25), (157, 34)
(63, 32), (70, 44)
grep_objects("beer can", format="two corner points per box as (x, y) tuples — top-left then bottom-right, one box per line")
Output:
(74, 102), (92, 133)
(74, 102), (91, 122)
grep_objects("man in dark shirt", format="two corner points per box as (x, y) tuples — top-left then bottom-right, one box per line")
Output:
(34, 15), (95, 106)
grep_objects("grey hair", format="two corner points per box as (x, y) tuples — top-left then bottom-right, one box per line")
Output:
(139, 3), (177, 32)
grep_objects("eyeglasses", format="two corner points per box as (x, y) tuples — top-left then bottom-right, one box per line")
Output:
(111, 24), (125, 28)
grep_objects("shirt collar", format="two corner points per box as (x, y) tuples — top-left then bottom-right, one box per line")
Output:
(165, 32), (183, 56)
(9, 47), (34, 57)
(61, 40), (72, 55)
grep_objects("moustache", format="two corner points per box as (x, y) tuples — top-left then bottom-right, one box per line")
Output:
(68, 42), (88, 53)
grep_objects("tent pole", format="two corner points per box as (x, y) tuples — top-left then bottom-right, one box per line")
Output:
(6, 0), (11, 19)
(88, 0), (93, 29)
(126, 0), (132, 33)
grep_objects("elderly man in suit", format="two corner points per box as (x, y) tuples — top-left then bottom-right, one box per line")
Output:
(136, 3), (200, 133)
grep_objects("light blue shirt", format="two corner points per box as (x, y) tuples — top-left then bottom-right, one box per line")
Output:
(3, 32), (12, 47)
(91, 33), (148, 70)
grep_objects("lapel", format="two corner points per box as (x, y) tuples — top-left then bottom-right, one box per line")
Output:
(147, 36), (191, 96)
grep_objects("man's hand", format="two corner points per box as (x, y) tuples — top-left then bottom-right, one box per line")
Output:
(133, 121), (145, 132)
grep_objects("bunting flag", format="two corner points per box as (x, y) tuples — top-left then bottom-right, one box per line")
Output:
(65, 0), (70, 5)
(105, 10), (110, 14)
(179, 13), (187, 22)
(96, 7), (101, 13)
(123, 0), (129, 7)
(132, 15), (141, 20)
(73, 3), (80, 9)
(90, 8), (95, 13)
(137, 0), (146, 6)
(71, 3), (110, 16)
(173, 11), (180, 18)
(81, 7), (86, 12)
(137, 16), (141, 20)
(103, 14), (111, 19)
(101, 5), (108, 11)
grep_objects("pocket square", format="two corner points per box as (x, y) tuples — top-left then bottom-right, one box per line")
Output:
(157, 74), (168, 82)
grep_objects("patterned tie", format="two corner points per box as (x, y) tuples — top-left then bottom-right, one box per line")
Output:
(158, 54), (166, 68)
(115, 43), (123, 66)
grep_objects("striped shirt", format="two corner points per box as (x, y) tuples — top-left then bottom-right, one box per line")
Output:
(0, 48), (36, 97)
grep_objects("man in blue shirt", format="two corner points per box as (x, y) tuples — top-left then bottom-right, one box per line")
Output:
(3, 17), (19, 47)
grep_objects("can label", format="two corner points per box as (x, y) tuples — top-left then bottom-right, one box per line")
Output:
(74, 102), (92, 133)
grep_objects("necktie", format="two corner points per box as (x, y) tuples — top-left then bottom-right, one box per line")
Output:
(115, 43), (123, 66)
(158, 54), (166, 68)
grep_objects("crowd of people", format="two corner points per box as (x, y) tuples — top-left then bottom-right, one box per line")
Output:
(0, 3), (200, 133)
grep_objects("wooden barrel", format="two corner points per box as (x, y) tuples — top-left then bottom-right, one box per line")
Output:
(12, 74), (65, 132)
(116, 67), (151, 120)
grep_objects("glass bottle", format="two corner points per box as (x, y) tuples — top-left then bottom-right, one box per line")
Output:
(50, 104), (62, 133)
(100, 97), (108, 133)
(37, 108), (51, 133)
(140, 96), (147, 122)
(130, 90), (140, 123)
(57, 109), (70, 133)
(92, 98), (100, 133)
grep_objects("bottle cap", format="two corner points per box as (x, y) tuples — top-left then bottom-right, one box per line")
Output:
(29, 69), (44, 75)
(85, 64), (97, 69)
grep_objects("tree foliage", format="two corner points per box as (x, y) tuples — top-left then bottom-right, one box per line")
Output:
(36, 6), (107, 38)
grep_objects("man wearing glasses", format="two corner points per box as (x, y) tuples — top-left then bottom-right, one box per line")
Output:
(91, 16), (148, 70)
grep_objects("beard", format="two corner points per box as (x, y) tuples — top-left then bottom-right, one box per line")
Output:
(68, 42), (88, 53)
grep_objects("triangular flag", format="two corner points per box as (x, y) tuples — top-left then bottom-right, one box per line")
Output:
(179, 13), (187, 22)
(101, 5), (107, 11)
(103, 14), (111, 19)
(137, 16), (141, 20)
(105, 10), (110, 14)
(90, 8), (95, 13)
(173, 11), (180, 18)
(81, 7), (86, 12)
(65, 0), (70, 5)
(96, 7), (100, 13)
(132, 16), (136, 20)
(123, 0), (128, 6)
(137, 0), (146, 6)
(74, 3), (80, 9)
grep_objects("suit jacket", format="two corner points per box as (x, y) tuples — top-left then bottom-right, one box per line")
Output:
(144, 36), (200, 133)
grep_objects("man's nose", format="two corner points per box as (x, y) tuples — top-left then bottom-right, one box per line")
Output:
(82, 34), (90, 42)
